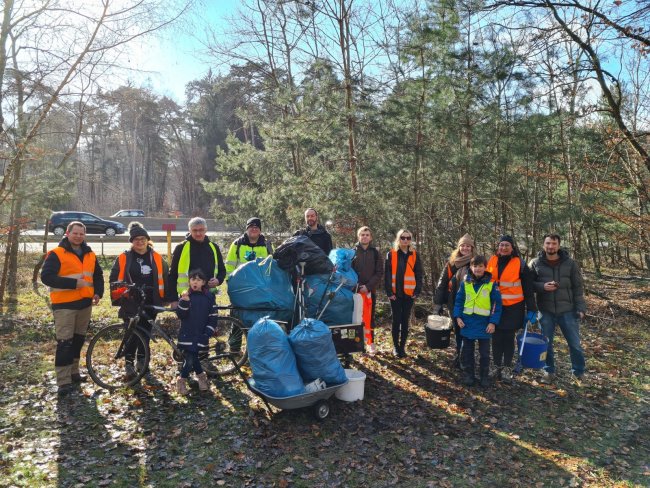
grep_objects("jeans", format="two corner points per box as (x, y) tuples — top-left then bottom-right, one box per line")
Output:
(539, 311), (585, 375)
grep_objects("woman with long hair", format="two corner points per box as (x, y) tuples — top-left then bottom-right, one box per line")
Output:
(384, 229), (423, 358)
(433, 234), (475, 367)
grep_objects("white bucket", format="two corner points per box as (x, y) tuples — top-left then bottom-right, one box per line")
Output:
(334, 369), (366, 402)
(427, 314), (451, 331)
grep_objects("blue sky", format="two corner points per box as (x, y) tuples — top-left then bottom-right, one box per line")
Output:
(128, 0), (240, 102)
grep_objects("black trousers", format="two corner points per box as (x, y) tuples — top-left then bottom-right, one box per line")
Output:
(461, 337), (490, 372)
(390, 295), (414, 348)
(492, 329), (516, 367)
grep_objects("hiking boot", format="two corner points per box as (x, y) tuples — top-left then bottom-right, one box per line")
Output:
(480, 368), (490, 387)
(540, 370), (554, 384)
(392, 347), (400, 357)
(501, 367), (513, 383)
(398, 345), (407, 358)
(197, 372), (210, 392)
(57, 383), (75, 398)
(462, 371), (475, 386)
(71, 373), (87, 383)
(176, 377), (188, 395)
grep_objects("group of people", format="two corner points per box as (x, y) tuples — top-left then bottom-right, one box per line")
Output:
(41, 208), (587, 397)
(433, 233), (587, 387)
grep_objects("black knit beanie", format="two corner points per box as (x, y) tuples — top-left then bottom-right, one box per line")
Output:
(129, 222), (150, 242)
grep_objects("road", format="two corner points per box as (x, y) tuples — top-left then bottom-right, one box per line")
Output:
(19, 231), (237, 257)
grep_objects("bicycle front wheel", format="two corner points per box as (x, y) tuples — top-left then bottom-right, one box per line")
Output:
(86, 323), (149, 390)
(202, 316), (248, 376)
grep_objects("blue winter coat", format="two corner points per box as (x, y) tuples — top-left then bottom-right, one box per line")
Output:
(176, 289), (218, 352)
(453, 271), (502, 340)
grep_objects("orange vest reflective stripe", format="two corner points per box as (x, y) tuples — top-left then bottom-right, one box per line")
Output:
(391, 249), (417, 296)
(48, 247), (96, 304)
(486, 255), (524, 306)
(117, 251), (165, 298)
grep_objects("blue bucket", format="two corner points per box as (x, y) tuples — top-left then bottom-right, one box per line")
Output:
(517, 332), (549, 369)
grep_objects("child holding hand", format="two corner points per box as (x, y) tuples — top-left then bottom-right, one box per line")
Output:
(175, 269), (218, 395)
(453, 255), (502, 387)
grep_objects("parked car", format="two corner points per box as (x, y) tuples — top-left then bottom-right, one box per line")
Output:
(110, 209), (145, 218)
(48, 212), (126, 236)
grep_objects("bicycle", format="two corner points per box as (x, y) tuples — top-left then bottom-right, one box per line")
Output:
(85, 282), (248, 390)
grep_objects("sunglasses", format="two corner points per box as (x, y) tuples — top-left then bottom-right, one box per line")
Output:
(400, 236), (412, 241)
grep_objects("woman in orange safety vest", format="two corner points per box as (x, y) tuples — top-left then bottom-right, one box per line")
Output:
(485, 235), (537, 382)
(109, 222), (169, 379)
(384, 229), (423, 358)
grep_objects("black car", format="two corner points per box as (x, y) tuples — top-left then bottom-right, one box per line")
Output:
(48, 211), (127, 236)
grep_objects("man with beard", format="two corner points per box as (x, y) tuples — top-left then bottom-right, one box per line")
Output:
(293, 208), (333, 255)
(530, 234), (587, 384)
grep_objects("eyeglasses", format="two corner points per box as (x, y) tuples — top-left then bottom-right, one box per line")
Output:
(400, 236), (412, 241)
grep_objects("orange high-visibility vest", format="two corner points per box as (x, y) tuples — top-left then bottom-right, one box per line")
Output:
(48, 247), (96, 304)
(486, 255), (524, 306)
(117, 251), (165, 298)
(446, 263), (453, 292)
(360, 292), (373, 344)
(391, 249), (417, 296)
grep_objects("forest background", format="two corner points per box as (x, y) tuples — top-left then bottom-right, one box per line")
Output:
(1, 0), (649, 306)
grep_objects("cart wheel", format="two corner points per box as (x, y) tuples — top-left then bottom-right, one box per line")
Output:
(313, 400), (330, 420)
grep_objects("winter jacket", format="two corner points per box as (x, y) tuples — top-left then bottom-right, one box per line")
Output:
(384, 248), (423, 298)
(529, 249), (586, 315)
(109, 248), (169, 319)
(168, 235), (226, 300)
(41, 237), (104, 311)
(175, 289), (218, 352)
(293, 224), (333, 255)
(225, 233), (273, 276)
(434, 261), (471, 311)
(453, 271), (502, 340)
(351, 244), (383, 292)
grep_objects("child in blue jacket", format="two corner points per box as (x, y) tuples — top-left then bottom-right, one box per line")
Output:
(454, 255), (502, 387)
(175, 269), (218, 395)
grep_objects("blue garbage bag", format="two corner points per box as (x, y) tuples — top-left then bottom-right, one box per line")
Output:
(247, 317), (305, 397)
(328, 248), (358, 289)
(228, 256), (295, 328)
(288, 318), (347, 385)
(304, 274), (354, 325)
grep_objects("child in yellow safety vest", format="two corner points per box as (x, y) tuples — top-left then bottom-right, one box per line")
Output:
(453, 255), (502, 387)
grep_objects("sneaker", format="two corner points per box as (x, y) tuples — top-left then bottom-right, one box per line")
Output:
(71, 373), (87, 383)
(197, 372), (210, 392)
(176, 377), (188, 395)
(392, 347), (400, 357)
(501, 367), (513, 383)
(571, 372), (584, 385)
(540, 370), (555, 384)
(367, 343), (377, 356)
(398, 346), (407, 358)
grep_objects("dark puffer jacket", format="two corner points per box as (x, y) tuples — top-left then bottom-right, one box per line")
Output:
(529, 249), (586, 315)
(176, 289), (218, 352)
